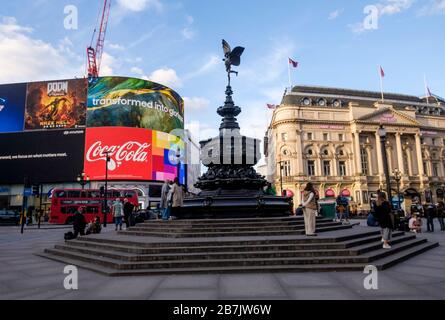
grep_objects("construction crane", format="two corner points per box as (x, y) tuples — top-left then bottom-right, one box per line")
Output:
(87, 0), (111, 79)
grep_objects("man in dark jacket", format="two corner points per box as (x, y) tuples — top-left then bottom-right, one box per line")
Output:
(123, 198), (135, 229)
(437, 200), (445, 231)
(424, 204), (437, 232)
(73, 207), (87, 238)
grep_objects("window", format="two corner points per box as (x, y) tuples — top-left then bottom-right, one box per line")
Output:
(323, 149), (329, 156)
(323, 160), (331, 176)
(423, 162), (428, 175)
(307, 160), (315, 176)
(307, 133), (313, 140)
(339, 161), (347, 176)
(149, 185), (162, 198)
(308, 149), (313, 156)
(323, 133), (329, 141)
(338, 134), (344, 141)
(360, 148), (369, 175)
(433, 163), (439, 177)
(281, 133), (288, 142)
(403, 152), (410, 175)
(282, 161), (291, 177)
(432, 138), (436, 146)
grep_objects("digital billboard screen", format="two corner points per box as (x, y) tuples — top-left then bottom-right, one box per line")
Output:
(87, 77), (184, 134)
(24, 79), (87, 130)
(0, 83), (26, 133)
(84, 127), (185, 182)
(0, 129), (85, 184)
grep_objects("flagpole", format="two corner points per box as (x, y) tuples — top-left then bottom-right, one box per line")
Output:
(379, 70), (384, 102)
(424, 74), (430, 105)
(287, 59), (292, 92)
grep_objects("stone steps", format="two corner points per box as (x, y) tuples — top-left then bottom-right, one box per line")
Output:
(63, 231), (403, 254)
(38, 215), (439, 276)
(42, 237), (433, 271)
(118, 224), (354, 238)
(138, 217), (332, 228)
(53, 233), (416, 261)
(127, 221), (341, 233)
(38, 242), (439, 276)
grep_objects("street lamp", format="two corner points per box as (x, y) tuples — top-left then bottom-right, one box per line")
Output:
(278, 161), (285, 196)
(76, 171), (90, 190)
(103, 151), (111, 228)
(378, 125), (392, 204)
(176, 147), (181, 183)
(393, 168), (402, 211)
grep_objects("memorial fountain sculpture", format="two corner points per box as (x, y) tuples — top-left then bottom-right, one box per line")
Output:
(179, 40), (293, 219)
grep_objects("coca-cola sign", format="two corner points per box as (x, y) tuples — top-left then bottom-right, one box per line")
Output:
(84, 127), (152, 180)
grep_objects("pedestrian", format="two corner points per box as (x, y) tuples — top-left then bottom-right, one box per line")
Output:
(425, 203), (437, 232)
(409, 213), (422, 233)
(168, 177), (184, 219)
(437, 200), (445, 231)
(374, 192), (394, 249)
(123, 198), (135, 229)
(301, 183), (318, 236)
(161, 180), (172, 221)
(112, 198), (124, 231)
(72, 207), (87, 238)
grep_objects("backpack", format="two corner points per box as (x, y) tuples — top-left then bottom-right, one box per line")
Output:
(64, 231), (75, 241)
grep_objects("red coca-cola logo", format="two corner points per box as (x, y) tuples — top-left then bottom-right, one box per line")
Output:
(84, 127), (153, 180)
(86, 141), (150, 171)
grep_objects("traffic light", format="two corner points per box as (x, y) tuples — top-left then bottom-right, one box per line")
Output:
(32, 185), (40, 197)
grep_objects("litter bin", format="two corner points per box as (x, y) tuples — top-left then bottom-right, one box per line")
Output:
(318, 198), (336, 220)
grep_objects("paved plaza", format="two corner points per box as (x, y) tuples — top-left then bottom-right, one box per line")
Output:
(0, 221), (444, 300)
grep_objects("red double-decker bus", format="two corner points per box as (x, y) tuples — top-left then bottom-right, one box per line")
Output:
(49, 189), (139, 225)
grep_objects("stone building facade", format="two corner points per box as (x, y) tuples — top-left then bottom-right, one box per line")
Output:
(265, 86), (445, 212)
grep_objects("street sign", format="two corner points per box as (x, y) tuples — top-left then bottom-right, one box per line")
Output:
(24, 188), (32, 197)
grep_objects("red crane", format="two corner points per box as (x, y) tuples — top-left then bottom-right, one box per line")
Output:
(87, 0), (112, 78)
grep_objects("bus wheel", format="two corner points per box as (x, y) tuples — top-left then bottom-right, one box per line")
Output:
(65, 217), (74, 225)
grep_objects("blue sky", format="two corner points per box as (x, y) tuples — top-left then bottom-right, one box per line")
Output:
(1, 0), (444, 148)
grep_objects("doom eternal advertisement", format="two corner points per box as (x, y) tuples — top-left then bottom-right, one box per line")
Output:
(87, 77), (184, 133)
(24, 79), (87, 130)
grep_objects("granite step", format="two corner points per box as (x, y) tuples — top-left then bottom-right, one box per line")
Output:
(37, 241), (439, 276)
(127, 221), (342, 233)
(118, 223), (354, 238)
(137, 218), (333, 229)
(64, 231), (406, 255)
(76, 229), (382, 247)
(54, 233), (416, 262)
(43, 237), (428, 270)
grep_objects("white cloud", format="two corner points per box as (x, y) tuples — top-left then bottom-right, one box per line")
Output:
(329, 9), (343, 20)
(377, 0), (414, 16)
(184, 97), (210, 111)
(107, 41), (125, 50)
(117, 0), (162, 12)
(184, 55), (220, 80)
(148, 68), (183, 88)
(181, 28), (195, 40)
(418, 0), (445, 15)
(99, 52), (118, 76)
(0, 17), (83, 83)
(349, 0), (415, 34)
(130, 66), (144, 75)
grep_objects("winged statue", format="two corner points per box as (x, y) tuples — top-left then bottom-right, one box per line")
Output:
(222, 39), (245, 84)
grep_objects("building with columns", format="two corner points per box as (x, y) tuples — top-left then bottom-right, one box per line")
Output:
(265, 85), (445, 212)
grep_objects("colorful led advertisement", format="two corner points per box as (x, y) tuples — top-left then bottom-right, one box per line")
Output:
(87, 77), (184, 133)
(0, 83), (27, 133)
(24, 79), (87, 130)
(84, 127), (185, 182)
